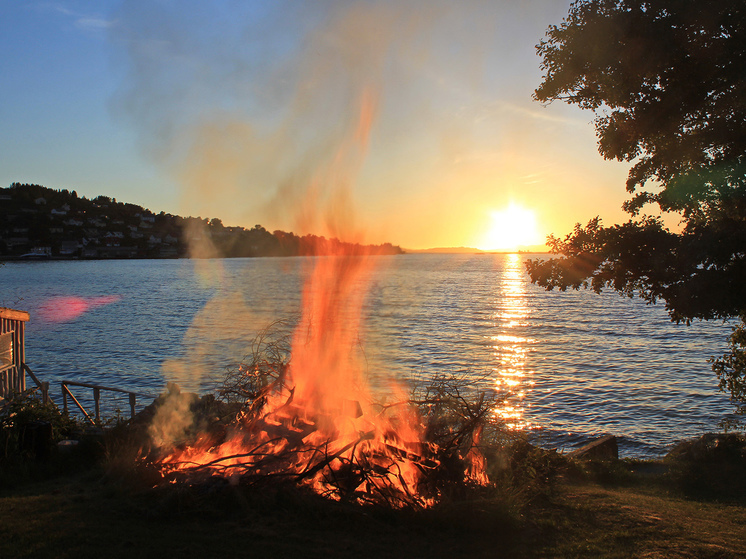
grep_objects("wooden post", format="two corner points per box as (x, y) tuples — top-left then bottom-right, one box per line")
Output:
(93, 387), (101, 422)
(8, 367), (15, 397)
(41, 382), (49, 404)
(62, 383), (69, 415)
(17, 323), (25, 392)
(22, 364), (54, 405)
(129, 393), (137, 419)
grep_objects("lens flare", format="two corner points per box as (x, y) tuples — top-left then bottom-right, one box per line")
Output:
(37, 295), (122, 323)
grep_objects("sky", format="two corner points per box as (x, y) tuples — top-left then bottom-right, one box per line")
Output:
(0, 0), (638, 251)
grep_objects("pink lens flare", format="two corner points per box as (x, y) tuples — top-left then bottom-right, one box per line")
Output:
(37, 295), (122, 323)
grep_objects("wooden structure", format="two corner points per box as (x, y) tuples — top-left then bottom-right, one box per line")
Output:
(1, 307), (153, 423)
(0, 307), (50, 404)
(1, 307), (30, 399)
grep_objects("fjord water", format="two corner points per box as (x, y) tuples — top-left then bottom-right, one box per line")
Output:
(2, 254), (734, 457)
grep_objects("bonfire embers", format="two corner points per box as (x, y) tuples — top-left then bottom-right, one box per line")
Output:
(147, 364), (493, 508)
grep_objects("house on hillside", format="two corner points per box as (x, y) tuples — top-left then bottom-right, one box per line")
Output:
(136, 213), (155, 224)
(6, 237), (30, 249)
(99, 245), (138, 258)
(59, 241), (80, 256)
(104, 232), (124, 247)
(158, 246), (178, 258)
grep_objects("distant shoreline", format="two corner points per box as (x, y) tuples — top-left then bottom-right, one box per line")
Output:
(403, 247), (550, 255)
(0, 251), (552, 262)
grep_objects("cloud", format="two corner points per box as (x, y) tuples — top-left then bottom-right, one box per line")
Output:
(75, 16), (113, 31)
(475, 98), (591, 128)
(36, 2), (114, 34)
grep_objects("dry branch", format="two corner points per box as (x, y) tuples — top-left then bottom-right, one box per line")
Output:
(148, 330), (504, 508)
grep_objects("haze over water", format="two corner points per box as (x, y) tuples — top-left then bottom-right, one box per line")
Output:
(2, 254), (734, 458)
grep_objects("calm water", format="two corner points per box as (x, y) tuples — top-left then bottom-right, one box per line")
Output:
(1, 254), (735, 458)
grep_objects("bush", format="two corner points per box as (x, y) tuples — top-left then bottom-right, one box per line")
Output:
(665, 433), (746, 502)
(0, 390), (94, 486)
(0, 391), (80, 455)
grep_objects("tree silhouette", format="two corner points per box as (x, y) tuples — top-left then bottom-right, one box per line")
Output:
(529, 0), (746, 412)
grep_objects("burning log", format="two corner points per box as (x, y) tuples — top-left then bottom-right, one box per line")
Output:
(143, 370), (496, 509)
(154, 393), (437, 507)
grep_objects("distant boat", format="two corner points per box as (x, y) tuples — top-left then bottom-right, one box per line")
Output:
(19, 247), (52, 259)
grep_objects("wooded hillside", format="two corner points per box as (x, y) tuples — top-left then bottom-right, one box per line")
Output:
(0, 183), (403, 259)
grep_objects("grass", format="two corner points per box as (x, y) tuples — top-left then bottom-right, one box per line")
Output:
(529, 482), (746, 558)
(1, 453), (745, 559)
(0, 472), (517, 558)
(2, 391), (745, 557)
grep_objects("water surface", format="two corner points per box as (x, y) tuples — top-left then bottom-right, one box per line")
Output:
(1, 254), (734, 457)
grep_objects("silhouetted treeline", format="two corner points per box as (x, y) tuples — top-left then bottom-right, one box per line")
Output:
(0, 183), (404, 259)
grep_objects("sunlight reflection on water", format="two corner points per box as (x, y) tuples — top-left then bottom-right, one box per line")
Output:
(491, 253), (535, 430)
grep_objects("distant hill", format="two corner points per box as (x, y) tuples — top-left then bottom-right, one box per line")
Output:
(0, 183), (404, 260)
(404, 247), (486, 254)
(405, 246), (551, 255)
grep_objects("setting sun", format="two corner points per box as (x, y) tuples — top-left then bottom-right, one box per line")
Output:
(478, 203), (542, 252)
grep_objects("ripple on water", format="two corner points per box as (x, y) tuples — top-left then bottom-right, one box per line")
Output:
(1, 254), (736, 458)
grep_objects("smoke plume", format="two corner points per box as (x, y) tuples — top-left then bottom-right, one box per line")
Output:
(109, 0), (518, 241)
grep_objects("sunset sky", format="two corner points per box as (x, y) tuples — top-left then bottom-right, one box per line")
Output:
(0, 0), (640, 251)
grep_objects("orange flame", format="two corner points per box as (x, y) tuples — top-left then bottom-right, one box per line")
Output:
(153, 84), (487, 506)
(157, 244), (441, 506)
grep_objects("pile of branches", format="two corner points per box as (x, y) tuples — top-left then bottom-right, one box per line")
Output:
(408, 372), (506, 488)
(147, 322), (505, 508)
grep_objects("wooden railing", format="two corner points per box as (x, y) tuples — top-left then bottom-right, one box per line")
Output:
(23, 363), (52, 405)
(1, 308), (157, 424)
(61, 380), (156, 425)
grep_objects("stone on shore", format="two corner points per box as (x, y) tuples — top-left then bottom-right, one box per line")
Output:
(566, 434), (619, 461)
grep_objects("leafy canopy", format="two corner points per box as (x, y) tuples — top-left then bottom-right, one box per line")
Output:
(535, 0), (746, 219)
(529, 0), (746, 410)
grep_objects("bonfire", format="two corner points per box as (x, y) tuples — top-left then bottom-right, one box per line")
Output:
(143, 249), (497, 508)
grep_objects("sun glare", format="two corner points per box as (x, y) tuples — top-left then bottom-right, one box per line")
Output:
(478, 204), (541, 252)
